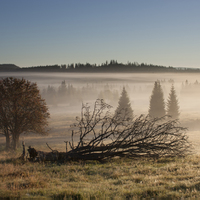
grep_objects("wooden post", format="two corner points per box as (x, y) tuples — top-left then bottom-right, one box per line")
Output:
(64, 141), (68, 153)
(22, 141), (25, 161)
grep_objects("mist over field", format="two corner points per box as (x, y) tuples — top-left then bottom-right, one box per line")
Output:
(1, 72), (200, 153)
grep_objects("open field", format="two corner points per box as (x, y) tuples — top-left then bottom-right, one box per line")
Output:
(0, 113), (200, 199)
(1, 152), (200, 199)
(1, 72), (200, 199)
(0, 104), (200, 199)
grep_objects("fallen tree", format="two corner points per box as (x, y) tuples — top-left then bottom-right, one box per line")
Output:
(26, 99), (191, 162)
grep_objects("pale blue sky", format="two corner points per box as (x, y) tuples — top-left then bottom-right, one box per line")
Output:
(0, 0), (200, 68)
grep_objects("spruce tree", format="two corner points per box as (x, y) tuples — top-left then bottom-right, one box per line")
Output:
(149, 81), (165, 118)
(167, 85), (180, 119)
(115, 87), (133, 121)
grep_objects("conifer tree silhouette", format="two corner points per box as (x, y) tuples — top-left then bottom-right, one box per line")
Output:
(115, 87), (133, 121)
(149, 81), (165, 118)
(167, 84), (180, 119)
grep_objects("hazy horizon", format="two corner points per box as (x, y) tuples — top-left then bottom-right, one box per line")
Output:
(1, 72), (200, 118)
(1, 72), (200, 153)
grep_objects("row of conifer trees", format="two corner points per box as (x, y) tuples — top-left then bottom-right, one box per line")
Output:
(149, 81), (179, 118)
(43, 79), (179, 120)
(115, 81), (179, 120)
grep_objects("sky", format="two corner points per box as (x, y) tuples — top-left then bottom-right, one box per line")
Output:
(0, 0), (200, 68)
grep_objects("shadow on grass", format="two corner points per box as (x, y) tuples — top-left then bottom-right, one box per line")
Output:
(0, 144), (6, 152)
(171, 181), (200, 193)
(51, 193), (83, 200)
(0, 144), (24, 165)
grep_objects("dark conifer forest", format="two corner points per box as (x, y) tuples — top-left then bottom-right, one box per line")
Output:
(0, 60), (200, 73)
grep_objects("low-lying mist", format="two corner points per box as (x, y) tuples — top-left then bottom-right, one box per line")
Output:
(1, 72), (200, 152)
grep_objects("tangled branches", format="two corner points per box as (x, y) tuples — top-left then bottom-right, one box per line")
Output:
(67, 99), (191, 161)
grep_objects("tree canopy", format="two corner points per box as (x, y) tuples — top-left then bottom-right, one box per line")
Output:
(0, 77), (50, 150)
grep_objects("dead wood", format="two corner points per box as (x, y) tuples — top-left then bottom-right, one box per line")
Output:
(66, 99), (191, 161)
(27, 145), (65, 162)
(26, 99), (191, 162)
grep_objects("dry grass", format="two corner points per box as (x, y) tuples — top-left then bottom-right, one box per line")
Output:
(1, 150), (200, 199)
(1, 114), (200, 199)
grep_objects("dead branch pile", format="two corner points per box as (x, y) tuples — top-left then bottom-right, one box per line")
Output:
(26, 99), (191, 162)
(66, 99), (191, 161)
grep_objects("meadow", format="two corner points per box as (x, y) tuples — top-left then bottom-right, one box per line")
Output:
(1, 72), (200, 199)
(1, 150), (200, 199)
(0, 113), (199, 199)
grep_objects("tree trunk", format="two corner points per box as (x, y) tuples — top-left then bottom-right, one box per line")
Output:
(12, 134), (20, 150)
(5, 134), (10, 151)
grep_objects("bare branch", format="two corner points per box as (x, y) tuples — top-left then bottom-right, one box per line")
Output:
(67, 100), (191, 161)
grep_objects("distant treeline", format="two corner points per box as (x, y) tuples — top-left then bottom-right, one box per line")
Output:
(42, 81), (119, 107)
(0, 60), (200, 72)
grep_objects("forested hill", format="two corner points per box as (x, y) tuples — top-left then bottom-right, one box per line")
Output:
(0, 64), (20, 71)
(0, 61), (199, 73)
